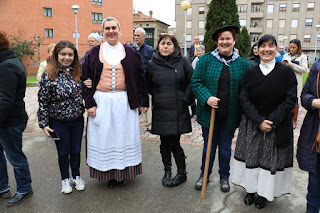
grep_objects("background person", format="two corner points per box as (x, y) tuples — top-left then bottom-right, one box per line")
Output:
(275, 45), (286, 63)
(282, 39), (308, 128)
(189, 36), (201, 62)
(81, 17), (149, 187)
(0, 30), (32, 206)
(38, 40), (85, 194)
(79, 33), (102, 62)
(191, 45), (205, 69)
(132, 28), (153, 131)
(145, 33), (193, 187)
(247, 42), (260, 67)
(37, 43), (55, 83)
(191, 25), (250, 192)
(232, 34), (297, 209)
(297, 59), (320, 213)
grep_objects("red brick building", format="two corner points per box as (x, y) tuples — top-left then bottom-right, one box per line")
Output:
(0, 0), (133, 74)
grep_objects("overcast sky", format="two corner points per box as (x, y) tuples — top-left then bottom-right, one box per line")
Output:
(133, 0), (176, 28)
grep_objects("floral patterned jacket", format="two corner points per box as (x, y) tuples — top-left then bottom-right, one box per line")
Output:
(37, 71), (84, 128)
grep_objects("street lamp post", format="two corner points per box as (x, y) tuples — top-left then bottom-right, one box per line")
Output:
(314, 25), (320, 63)
(181, 1), (190, 57)
(283, 35), (288, 52)
(72, 5), (80, 50)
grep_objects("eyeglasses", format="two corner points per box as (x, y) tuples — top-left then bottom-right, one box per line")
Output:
(160, 33), (175, 36)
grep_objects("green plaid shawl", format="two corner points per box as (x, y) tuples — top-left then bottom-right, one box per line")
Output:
(191, 53), (251, 129)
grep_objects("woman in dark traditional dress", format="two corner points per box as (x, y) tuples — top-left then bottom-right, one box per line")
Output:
(231, 34), (297, 209)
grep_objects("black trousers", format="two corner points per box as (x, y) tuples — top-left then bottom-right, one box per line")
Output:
(160, 135), (183, 154)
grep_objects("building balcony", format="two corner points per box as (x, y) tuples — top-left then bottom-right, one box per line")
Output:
(249, 26), (263, 33)
(250, 12), (264, 18)
(250, 0), (264, 3)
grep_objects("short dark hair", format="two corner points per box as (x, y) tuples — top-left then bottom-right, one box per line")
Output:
(0, 30), (10, 51)
(290, 39), (302, 56)
(156, 34), (181, 55)
(258, 34), (278, 48)
(217, 29), (237, 41)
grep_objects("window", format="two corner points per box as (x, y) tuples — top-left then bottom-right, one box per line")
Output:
(266, 20), (272, 28)
(307, 3), (315, 11)
(239, 20), (247, 27)
(187, 21), (192, 28)
(279, 20), (286, 28)
(267, 5), (274, 13)
(43, 8), (52, 17)
(290, 34), (297, 41)
(92, 12), (103, 23)
(146, 24), (149, 26)
(278, 34), (284, 42)
(292, 3), (299, 12)
(45, 29), (53, 38)
(305, 19), (313, 27)
(238, 5), (247, 13)
(251, 20), (259, 28)
(199, 7), (205, 14)
(187, 8), (192, 15)
(279, 4), (287, 12)
(91, 0), (102, 5)
(318, 35), (320, 42)
(304, 35), (311, 43)
(186, 35), (192, 42)
(252, 4), (260, 13)
(199, 35), (204, 42)
(251, 34), (259, 43)
(199, 21), (205, 28)
(291, 19), (298, 28)
(140, 24), (143, 26)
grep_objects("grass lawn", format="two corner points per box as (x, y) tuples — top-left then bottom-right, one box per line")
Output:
(302, 72), (309, 86)
(27, 77), (37, 83)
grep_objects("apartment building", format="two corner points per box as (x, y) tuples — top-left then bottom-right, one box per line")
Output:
(0, 0), (133, 73)
(175, 0), (320, 62)
(133, 11), (170, 48)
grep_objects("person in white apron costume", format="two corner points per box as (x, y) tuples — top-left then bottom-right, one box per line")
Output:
(81, 17), (149, 187)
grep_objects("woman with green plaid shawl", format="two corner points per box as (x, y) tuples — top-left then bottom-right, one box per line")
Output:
(191, 25), (250, 192)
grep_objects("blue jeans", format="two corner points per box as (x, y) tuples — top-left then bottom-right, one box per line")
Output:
(49, 117), (84, 180)
(0, 122), (32, 194)
(307, 153), (320, 213)
(200, 119), (235, 180)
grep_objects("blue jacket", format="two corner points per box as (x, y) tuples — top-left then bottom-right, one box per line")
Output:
(189, 42), (202, 62)
(132, 42), (153, 72)
(275, 51), (286, 63)
(297, 59), (320, 172)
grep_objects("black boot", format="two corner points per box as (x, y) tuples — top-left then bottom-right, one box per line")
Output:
(160, 147), (172, 186)
(167, 151), (187, 187)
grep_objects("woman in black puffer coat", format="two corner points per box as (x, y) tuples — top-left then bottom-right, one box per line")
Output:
(145, 34), (193, 187)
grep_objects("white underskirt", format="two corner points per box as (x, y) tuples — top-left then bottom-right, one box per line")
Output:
(231, 159), (292, 201)
(87, 90), (142, 171)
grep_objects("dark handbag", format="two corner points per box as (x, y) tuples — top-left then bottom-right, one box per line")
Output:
(291, 60), (299, 65)
(275, 112), (293, 147)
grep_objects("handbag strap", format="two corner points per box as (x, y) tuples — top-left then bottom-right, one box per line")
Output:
(312, 71), (320, 152)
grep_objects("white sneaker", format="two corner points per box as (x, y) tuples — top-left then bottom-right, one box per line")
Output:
(61, 178), (72, 194)
(72, 176), (85, 191)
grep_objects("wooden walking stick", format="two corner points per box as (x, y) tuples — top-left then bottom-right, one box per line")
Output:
(200, 108), (216, 199)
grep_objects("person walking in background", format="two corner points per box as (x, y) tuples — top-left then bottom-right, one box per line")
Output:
(232, 34), (297, 209)
(38, 40), (85, 194)
(191, 45), (205, 69)
(191, 25), (250, 192)
(81, 17), (149, 187)
(0, 30), (33, 206)
(189, 36), (201, 62)
(282, 39), (308, 128)
(275, 45), (286, 63)
(296, 59), (320, 213)
(247, 42), (260, 68)
(145, 33), (193, 187)
(79, 33), (102, 62)
(37, 43), (55, 83)
(132, 28), (154, 131)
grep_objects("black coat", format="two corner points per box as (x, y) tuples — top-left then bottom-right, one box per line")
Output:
(145, 51), (193, 135)
(247, 55), (260, 68)
(0, 49), (28, 127)
(297, 60), (320, 173)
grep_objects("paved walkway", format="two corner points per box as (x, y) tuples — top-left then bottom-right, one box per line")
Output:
(25, 87), (306, 150)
